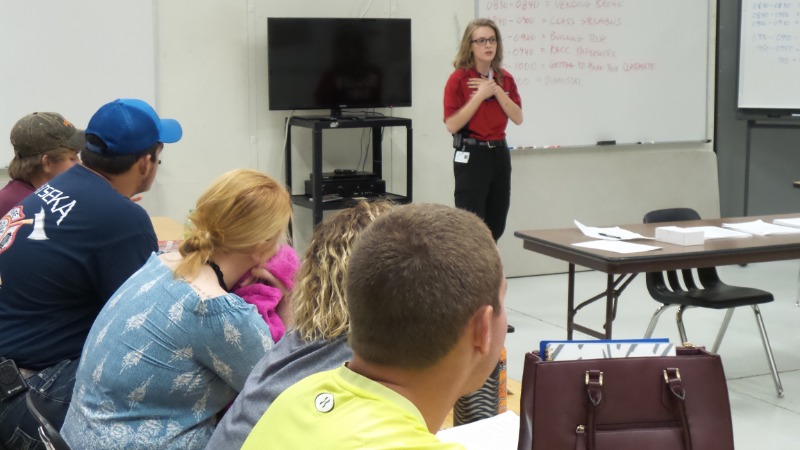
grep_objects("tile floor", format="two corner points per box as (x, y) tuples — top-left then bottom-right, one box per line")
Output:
(503, 260), (800, 450)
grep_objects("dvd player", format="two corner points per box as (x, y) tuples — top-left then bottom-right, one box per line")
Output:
(305, 178), (386, 197)
(313, 170), (379, 181)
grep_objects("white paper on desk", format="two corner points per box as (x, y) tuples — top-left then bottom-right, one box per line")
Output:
(573, 240), (661, 254)
(721, 220), (800, 236)
(773, 217), (800, 229)
(574, 220), (650, 240)
(436, 411), (519, 450)
(684, 226), (751, 240)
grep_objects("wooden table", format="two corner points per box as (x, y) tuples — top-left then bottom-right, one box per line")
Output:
(515, 213), (800, 339)
(150, 216), (185, 252)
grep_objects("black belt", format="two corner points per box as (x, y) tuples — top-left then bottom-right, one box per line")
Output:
(463, 138), (507, 148)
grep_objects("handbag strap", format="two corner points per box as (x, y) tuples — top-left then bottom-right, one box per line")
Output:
(664, 368), (692, 450)
(584, 370), (603, 450)
(583, 368), (693, 450)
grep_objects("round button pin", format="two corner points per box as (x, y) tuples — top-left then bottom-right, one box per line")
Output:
(315, 393), (334, 413)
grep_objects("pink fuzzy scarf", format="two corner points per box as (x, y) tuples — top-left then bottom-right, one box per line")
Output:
(233, 244), (300, 342)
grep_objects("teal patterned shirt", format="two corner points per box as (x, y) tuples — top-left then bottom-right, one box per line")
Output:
(61, 253), (274, 449)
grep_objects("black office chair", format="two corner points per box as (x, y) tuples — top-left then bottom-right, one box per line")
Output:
(642, 207), (784, 397)
(25, 390), (71, 450)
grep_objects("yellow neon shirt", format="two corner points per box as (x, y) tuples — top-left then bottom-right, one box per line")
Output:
(242, 365), (464, 449)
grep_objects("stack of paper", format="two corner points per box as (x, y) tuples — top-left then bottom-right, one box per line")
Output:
(437, 411), (519, 449)
(574, 220), (649, 241)
(773, 217), (800, 229)
(572, 240), (661, 254)
(721, 220), (800, 236)
(684, 226), (750, 240)
(572, 220), (661, 253)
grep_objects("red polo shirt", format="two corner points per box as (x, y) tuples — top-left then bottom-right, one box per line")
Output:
(443, 67), (521, 141)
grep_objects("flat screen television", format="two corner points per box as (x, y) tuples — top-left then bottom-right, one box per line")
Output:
(267, 18), (412, 117)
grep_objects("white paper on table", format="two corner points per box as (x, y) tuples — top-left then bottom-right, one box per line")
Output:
(684, 226), (751, 240)
(773, 217), (800, 229)
(436, 411), (520, 450)
(721, 220), (800, 236)
(573, 240), (662, 254)
(574, 220), (650, 241)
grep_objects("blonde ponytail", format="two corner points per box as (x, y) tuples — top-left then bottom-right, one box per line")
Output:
(173, 169), (292, 281)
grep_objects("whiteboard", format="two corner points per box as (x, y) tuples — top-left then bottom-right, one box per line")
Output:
(0, 0), (155, 165)
(476, 0), (709, 148)
(738, 0), (800, 110)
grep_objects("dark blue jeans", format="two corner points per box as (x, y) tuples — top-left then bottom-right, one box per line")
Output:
(0, 359), (78, 450)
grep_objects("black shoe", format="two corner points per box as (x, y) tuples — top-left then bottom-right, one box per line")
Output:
(507, 324), (515, 333)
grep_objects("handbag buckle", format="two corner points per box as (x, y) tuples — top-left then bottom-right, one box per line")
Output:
(663, 368), (681, 384)
(585, 370), (603, 386)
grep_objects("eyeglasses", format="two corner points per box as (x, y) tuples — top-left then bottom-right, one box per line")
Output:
(470, 37), (497, 46)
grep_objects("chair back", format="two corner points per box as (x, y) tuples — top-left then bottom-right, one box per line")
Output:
(643, 207), (700, 224)
(25, 391), (71, 450)
(643, 208), (721, 299)
(640, 211), (782, 397)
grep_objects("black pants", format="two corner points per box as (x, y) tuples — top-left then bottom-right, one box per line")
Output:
(453, 144), (512, 241)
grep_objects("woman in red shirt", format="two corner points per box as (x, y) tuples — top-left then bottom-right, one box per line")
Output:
(443, 18), (523, 241)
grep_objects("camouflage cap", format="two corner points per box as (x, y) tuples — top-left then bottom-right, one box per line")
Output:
(10, 112), (85, 158)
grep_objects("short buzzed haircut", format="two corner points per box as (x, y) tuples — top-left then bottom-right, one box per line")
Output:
(80, 134), (158, 175)
(346, 203), (503, 370)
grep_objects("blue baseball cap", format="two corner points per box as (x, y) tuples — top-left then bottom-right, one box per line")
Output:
(85, 98), (182, 155)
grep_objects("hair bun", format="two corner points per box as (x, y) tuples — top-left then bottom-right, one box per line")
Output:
(179, 230), (214, 257)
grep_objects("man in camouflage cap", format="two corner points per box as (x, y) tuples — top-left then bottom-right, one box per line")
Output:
(0, 112), (84, 215)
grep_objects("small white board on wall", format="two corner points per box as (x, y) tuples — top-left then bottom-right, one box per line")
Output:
(737, 0), (800, 113)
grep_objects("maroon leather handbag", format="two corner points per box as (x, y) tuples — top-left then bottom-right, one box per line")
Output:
(517, 346), (734, 450)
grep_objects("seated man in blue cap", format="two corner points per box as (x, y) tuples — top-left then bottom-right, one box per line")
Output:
(0, 99), (182, 450)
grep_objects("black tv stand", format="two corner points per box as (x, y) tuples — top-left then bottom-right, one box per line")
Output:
(284, 115), (413, 228)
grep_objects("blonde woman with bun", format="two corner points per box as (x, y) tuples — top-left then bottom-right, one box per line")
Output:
(208, 199), (394, 450)
(61, 169), (292, 450)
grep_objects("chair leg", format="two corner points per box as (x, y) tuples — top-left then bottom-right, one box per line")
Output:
(796, 262), (800, 307)
(711, 309), (735, 353)
(643, 304), (676, 338)
(675, 306), (691, 344)
(751, 305), (784, 398)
